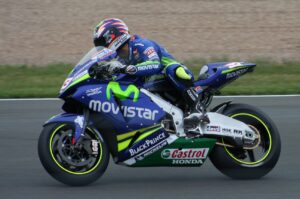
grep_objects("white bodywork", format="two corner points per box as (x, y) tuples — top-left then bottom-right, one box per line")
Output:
(202, 112), (256, 143)
(120, 89), (257, 166)
(141, 89), (256, 144)
(141, 89), (184, 136)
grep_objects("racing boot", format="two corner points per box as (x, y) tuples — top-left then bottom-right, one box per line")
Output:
(183, 87), (210, 129)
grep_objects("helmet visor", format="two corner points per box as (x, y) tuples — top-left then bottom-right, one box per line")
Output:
(93, 37), (107, 47)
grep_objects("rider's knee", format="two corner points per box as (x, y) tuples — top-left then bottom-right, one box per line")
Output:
(165, 64), (194, 90)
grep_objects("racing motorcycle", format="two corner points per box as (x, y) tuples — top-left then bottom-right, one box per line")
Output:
(38, 46), (281, 186)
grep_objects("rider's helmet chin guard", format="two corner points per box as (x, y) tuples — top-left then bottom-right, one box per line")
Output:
(93, 18), (131, 51)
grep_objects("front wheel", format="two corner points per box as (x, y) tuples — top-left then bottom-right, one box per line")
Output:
(209, 103), (281, 179)
(38, 123), (109, 186)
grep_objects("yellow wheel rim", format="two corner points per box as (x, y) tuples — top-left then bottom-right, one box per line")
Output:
(49, 124), (103, 175)
(223, 113), (272, 165)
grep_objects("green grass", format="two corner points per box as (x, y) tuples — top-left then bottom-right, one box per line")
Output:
(0, 60), (299, 98)
(0, 64), (74, 98)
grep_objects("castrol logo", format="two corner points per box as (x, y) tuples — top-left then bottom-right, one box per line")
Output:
(161, 148), (209, 159)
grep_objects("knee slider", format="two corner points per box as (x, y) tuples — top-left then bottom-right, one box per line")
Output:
(175, 66), (192, 80)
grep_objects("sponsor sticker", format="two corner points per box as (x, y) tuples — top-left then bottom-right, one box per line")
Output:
(222, 128), (232, 133)
(126, 65), (138, 75)
(133, 49), (139, 59)
(161, 148), (209, 160)
(187, 89), (197, 101)
(73, 70), (88, 81)
(93, 48), (114, 59)
(89, 100), (159, 120)
(86, 87), (102, 96)
(134, 43), (144, 47)
(91, 140), (99, 155)
(195, 86), (202, 92)
(226, 68), (248, 79)
(61, 78), (73, 90)
(111, 34), (129, 49)
(137, 64), (159, 71)
(143, 47), (159, 60)
(172, 159), (203, 165)
(106, 81), (139, 102)
(233, 129), (242, 135)
(74, 116), (84, 128)
(161, 148), (209, 165)
(130, 132), (166, 156)
(206, 125), (221, 132)
(225, 62), (243, 68)
(135, 141), (168, 160)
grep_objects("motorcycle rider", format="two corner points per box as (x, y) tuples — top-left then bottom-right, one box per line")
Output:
(92, 18), (209, 128)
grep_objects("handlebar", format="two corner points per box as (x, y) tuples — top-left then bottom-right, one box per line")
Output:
(88, 61), (124, 80)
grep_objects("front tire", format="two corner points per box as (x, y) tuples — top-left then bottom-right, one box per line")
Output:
(38, 123), (109, 186)
(209, 103), (281, 179)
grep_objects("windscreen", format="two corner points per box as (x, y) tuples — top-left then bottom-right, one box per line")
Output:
(59, 46), (117, 94)
(76, 46), (116, 67)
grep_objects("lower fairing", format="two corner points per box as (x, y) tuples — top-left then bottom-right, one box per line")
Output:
(121, 134), (216, 167)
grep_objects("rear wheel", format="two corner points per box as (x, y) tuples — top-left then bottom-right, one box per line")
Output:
(38, 123), (109, 186)
(209, 103), (281, 179)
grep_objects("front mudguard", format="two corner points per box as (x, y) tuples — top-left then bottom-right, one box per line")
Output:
(44, 113), (85, 141)
(44, 112), (119, 158)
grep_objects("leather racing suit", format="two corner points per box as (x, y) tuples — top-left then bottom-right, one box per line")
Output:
(121, 34), (195, 93)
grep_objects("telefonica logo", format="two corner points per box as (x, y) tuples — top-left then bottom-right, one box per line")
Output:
(106, 81), (139, 102)
(89, 100), (159, 120)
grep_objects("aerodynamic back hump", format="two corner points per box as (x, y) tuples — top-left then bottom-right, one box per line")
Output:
(195, 62), (256, 89)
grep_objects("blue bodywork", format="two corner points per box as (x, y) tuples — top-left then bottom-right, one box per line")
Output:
(71, 83), (165, 133)
(194, 62), (256, 89)
(45, 113), (84, 141)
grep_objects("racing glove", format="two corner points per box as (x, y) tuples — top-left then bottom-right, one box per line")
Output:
(89, 61), (138, 78)
(105, 61), (125, 74)
(99, 61), (138, 75)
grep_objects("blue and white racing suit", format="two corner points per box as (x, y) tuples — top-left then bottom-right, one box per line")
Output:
(121, 34), (195, 91)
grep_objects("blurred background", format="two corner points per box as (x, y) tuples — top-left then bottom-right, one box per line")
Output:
(1, 2), (300, 198)
(1, 0), (299, 65)
(0, 0), (299, 97)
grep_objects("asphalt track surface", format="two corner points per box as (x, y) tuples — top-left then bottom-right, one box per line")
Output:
(0, 96), (300, 199)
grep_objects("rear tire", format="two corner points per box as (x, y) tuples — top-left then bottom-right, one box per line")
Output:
(209, 103), (281, 179)
(38, 123), (109, 186)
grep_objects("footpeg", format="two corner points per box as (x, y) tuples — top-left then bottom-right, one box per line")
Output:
(184, 113), (210, 129)
(200, 115), (210, 124)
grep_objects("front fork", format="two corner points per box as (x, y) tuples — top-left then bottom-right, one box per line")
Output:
(72, 109), (100, 155)
(73, 109), (90, 144)
(44, 110), (98, 153)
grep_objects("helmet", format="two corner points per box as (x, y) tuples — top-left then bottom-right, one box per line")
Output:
(93, 18), (131, 51)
